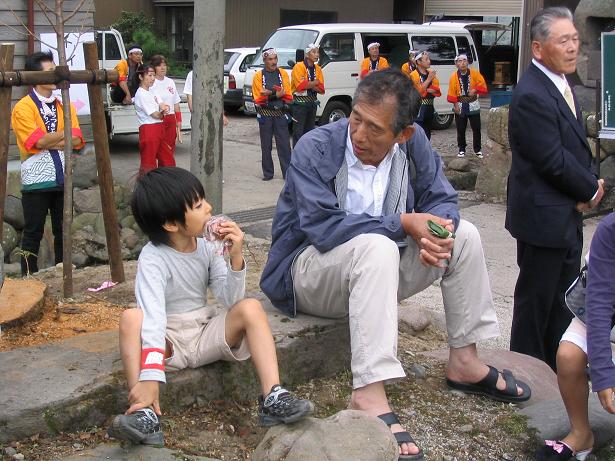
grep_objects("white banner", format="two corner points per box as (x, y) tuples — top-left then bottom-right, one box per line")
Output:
(41, 32), (95, 116)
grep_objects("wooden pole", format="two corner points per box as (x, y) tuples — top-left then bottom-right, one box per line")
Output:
(0, 69), (118, 87)
(0, 43), (15, 242)
(83, 41), (124, 283)
(191, 0), (225, 212)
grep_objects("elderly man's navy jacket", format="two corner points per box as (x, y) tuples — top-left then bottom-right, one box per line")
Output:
(260, 119), (459, 316)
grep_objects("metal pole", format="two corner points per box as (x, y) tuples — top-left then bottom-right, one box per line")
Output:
(0, 43), (15, 242)
(84, 41), (125, 283)
(191, 0), (225, 212)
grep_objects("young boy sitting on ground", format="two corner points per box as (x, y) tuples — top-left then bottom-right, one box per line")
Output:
(108, 167), (314, 446)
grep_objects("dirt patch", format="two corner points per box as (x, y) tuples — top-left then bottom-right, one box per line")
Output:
(0, 238), (270, 352)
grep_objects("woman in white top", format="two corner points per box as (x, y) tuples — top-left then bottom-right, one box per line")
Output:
(151, 55), (182, 160)
(133, 64), (171, 175)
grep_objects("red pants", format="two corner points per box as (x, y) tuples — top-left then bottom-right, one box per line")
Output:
(138, 122), (175, 175)
(161, 113), (178, 162)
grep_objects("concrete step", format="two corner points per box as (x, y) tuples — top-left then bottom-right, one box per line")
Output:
(0, 295), (350, 443)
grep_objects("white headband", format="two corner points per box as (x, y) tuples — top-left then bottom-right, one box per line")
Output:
(409, 49), (418, 56)
(261, 48), (277, 59)
(455, 54), (468, 62)
(367, 42), (380, 51)
(128, 48), (143, 54)
(415, 50), (427, 61)
(304, 43), (319, 54)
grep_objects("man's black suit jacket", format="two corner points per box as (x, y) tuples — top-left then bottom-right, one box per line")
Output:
(506, 63), (597, 249)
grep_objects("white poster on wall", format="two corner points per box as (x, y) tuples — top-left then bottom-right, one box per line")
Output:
(41, 32), (95, 116)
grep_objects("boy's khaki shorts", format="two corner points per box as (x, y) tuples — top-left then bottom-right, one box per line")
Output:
(164, 306), (251, 372)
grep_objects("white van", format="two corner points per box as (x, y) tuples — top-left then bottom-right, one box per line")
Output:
(242, 23), (480, 129)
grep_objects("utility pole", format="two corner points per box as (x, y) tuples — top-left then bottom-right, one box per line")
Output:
(191, 0), (225, 212)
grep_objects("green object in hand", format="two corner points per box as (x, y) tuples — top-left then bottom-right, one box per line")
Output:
(427, 220), (455, 239)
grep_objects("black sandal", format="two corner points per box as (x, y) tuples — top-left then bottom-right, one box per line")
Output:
(377, 412), (424, 460)
(446, 365), (531, 404)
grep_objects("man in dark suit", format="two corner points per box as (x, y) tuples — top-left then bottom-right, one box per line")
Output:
(507, 6), (605, 370)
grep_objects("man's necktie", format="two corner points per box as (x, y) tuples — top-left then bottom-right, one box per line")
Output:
(564, 84), (577, 118)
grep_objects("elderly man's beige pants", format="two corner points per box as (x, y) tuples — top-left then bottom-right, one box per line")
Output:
(292, 219), (500, 389)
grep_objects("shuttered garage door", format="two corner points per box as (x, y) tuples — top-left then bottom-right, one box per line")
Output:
(424, 1), (522, 17)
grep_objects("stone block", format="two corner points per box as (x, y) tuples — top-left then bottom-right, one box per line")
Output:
(71, 212), (99, 234)
(6, 171), (22, 198)
(73, 187), (102, 214)
(445, 170), (478, 191)
(120, 228), (139, 250)
(475, 141), (512, 203)
(586, 113), (598, 138)
(253, 410), (398, 461)
(2, 222), (19, 255)
(487, 106), (510, 149)
(447, 157), (471, 172)
(600, 155), (615, 187)
(0, 299), (351, 442)
(521, 395), (615, 452)
(59, 442), (219, 461)
(3, 195), (24, 230)
(72, 146), (99, 189)
(120, 215), (136, 230)
(398, 301), (431, 334)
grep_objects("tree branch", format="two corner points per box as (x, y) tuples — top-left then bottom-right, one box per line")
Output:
(0, 19), (58, 51)
(63, 0), (91, 23)
(34, 0), (59, 33)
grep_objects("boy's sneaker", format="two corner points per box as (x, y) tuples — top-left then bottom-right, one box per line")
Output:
(475, 151), (484, 159)
(258, 384), (315, 426)
(457, 151), (465, 158)
(107, 407), (164, 446)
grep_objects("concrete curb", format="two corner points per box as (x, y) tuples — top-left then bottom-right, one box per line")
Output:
(0, 298), (350, 442)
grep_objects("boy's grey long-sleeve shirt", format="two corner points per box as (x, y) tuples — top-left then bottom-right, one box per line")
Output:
(135, 239), (246, 383)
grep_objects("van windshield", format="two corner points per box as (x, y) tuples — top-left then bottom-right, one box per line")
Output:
(252, 29), (319, 68)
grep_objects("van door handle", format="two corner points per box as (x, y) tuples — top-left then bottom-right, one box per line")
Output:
(351, 73), (358, 77)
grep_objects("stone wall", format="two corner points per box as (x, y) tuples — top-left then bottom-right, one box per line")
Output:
(2, 146), (147, 275)
(475, 106), (615, 210)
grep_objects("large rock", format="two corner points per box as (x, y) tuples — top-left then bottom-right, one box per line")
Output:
(521, 394), (615, 452)
(6, 171), (21, 198)
(120, 227), (139, 250)
(58, 443), (219, 461)
(600, 155), (615, 188)
(475, 140), (512, 203)
(72, 144), (98, 189)
(445, 170), (477, 191)
(447, 157), (471, 172)
(2, 222), (19, 255)
(573, 85), (597, 113)
(398, 301), (431, 334)
(73, 187), (102, 213)
(3, 195), (24, 230)
(586, 113), (598, 138)
(422, 349), (559, 407)
(587, 138), (607, 161)
(487, 106), (510, 149)
(574, 0), (615, 87)
(71, 212), (99, 233)
(252, 410), (398, 461)
(602, 139), (615, 156)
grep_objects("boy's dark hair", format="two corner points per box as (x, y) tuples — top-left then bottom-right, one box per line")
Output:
(25, 51), (54, 71)
(131, 167), (205, 246)
(353, 68), (420, 135)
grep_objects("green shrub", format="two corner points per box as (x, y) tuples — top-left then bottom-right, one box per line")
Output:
(111, 11), (154, 48)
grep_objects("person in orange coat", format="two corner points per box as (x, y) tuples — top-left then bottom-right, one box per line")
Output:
(400, 49), (417, 79)
(360, 42), (389, 79)
(447, 54), (488, 158)
(252, 48), (293, 180)
(291, 43), (325, 145)
(110, 44), (143, 104)
(11, 51), (85, 275)
(409, 51), (441, 139)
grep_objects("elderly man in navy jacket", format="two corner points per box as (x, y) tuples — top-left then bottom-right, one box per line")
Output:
(507, 7), (605, 371)
(261, 69), (530, 460)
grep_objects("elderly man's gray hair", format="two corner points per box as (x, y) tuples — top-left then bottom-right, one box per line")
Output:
(530, 6), (574, 42)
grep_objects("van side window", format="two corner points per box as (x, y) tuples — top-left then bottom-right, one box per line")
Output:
(319, 33), (355, 67)
(360, 34), (409, 68)
(410, 36), (456, 65)
(105, 34), (122, 60)
(455, 36), (474, 64)
(239, 54), (255, 73)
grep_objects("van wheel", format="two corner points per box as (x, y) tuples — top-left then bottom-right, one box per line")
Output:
(432, 113), (453, 130)
(321, 101), (351, 125)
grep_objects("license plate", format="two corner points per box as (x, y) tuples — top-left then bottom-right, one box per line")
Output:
(244, 101), (256, 113)
(224, 76), (229, 92)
